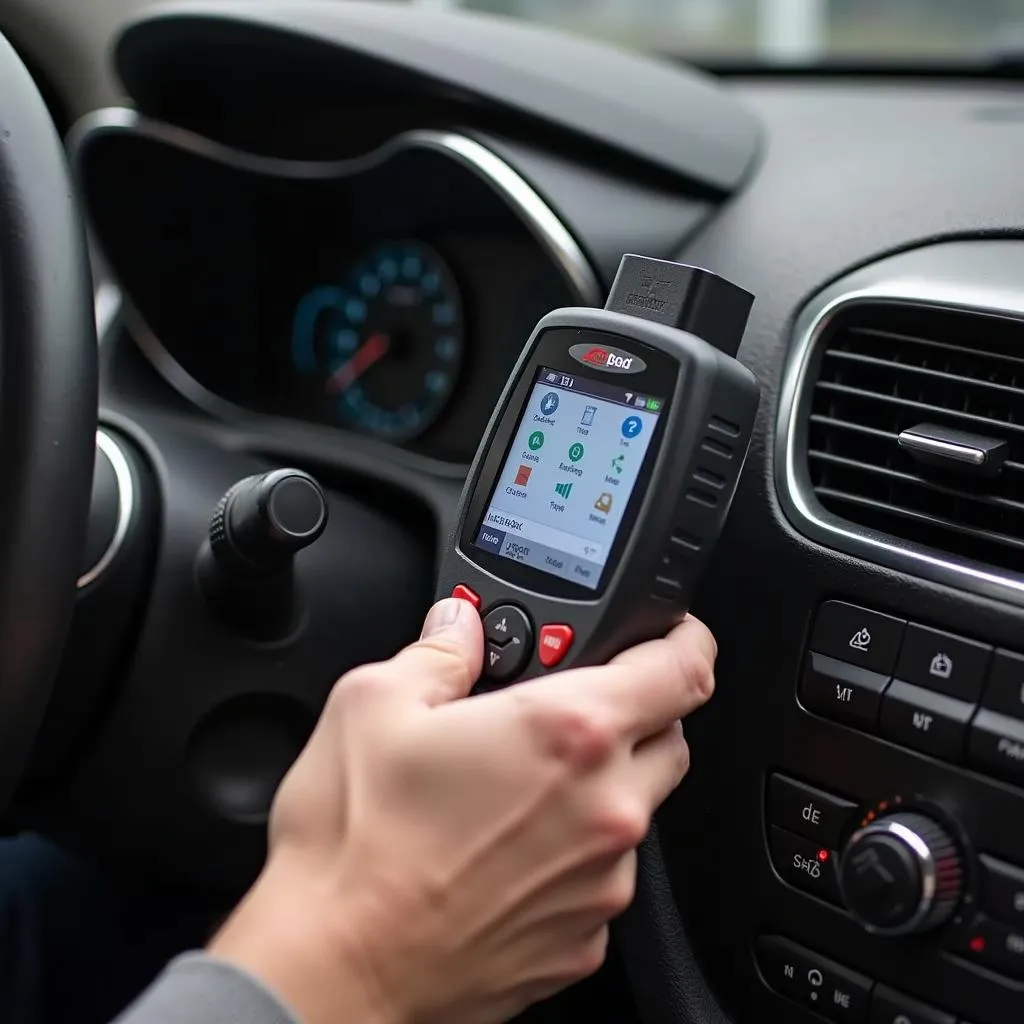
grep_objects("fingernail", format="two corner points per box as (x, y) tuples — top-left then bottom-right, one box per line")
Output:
(421, 598), (465, 638)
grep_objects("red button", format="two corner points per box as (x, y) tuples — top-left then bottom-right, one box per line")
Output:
(538, 624), (574, 668)
(451, 584), (482, 611)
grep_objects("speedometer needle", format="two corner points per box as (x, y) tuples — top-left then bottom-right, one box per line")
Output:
(325, 332), (391, 394)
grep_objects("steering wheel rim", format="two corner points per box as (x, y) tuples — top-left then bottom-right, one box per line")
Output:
(0, 31), (98, 807)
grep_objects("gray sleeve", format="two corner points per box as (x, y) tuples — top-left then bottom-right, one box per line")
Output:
(113, 953), (300, 1024)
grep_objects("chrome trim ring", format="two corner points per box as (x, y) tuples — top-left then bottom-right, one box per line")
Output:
(78, 430), (135, 589)
(776, 239), (1024, 608)
(66, 109), (602, 444)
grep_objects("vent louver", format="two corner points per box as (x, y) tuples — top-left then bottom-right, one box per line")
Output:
(805, 302), (1024, 575)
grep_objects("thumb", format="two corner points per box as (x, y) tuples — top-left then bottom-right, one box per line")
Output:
(392, 597), (484, 706)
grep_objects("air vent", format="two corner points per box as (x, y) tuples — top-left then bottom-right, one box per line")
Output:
(805, 302), (1024, 575)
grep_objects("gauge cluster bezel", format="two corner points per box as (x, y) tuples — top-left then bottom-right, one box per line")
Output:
(68, 110), (602, 465)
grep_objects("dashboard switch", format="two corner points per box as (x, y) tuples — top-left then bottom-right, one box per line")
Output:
(802, 652), (890, 730)
(756, 936), (871, 1023)
(952, 912), (1024, 980)
(879, 681), (973, 761)
(980, 854), (1024, 929)
(451, 584), (481, 610)
(538, 624), (574, 668)
(768, 826), (842, 906)
(810, 601), (906, 676)
(895, 623), (991, 703)
(768, 774), (857, 849)
(968, 709), (1024, 787)
(982, 649), (1024, 722)
(869, 985), (954, 1024)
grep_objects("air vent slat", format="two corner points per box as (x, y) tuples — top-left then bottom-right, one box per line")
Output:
(814, 381), (1024, 437)
(825, 349), (1024, 400)
(804, 302), (1024, 575)
(850, 325), (1024, 371)
(808, 450), (1024, 515)
(816, 487), (1024, 555)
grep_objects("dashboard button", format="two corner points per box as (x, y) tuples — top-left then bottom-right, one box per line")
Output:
(982, 649), (1024, 722)
(538, 624), (573, 668)
(802, 652), (890, 729)
(811, 601), (906, 676)
(768, 826), (842, 906)
(768, 774), (857, 849)
(755, 935), (871, 1022)
(451, 584), (482, 610)
(879, 681), (973, 761)
(952, 912), (1024, 980)
(870, 985), (954, 1024)
(980, 854), (1024, 928)
(895, 624), (991, 703)
(968, 709), (1024, 787)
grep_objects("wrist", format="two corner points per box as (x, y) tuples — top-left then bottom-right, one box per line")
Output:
(209, 855), (405, 1024)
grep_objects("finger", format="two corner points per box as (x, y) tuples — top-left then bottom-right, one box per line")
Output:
(527, 615), (716, 743)
(389, 598), (484, 706)
(629, 721), (690, 809)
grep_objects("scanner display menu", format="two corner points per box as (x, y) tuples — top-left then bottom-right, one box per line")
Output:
(475, 367), (662, 591)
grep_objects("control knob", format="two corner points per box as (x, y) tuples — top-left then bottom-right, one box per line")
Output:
(197, 469), (328, 640)
(838, 812), (963, 936)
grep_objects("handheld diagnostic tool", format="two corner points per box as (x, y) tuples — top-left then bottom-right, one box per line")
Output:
(436, 255), (759, 686)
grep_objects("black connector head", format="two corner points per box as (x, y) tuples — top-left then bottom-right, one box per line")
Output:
(604, 254), (754, 358)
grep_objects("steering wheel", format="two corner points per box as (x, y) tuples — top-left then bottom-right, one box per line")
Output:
(0, 31), (98, 808)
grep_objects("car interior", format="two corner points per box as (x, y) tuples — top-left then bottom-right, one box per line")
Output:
(2, 1), (1024, 1022)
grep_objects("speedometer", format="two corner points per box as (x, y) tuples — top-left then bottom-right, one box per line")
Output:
(290, 240), (465, 441)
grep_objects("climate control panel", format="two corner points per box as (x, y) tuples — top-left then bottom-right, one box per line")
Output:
(756, 598), (1024, 1022)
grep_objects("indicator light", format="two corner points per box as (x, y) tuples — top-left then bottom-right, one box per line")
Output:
(969, 935), (986, 953)
(817, 849), (830, 862)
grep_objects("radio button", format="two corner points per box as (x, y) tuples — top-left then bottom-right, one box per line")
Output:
(538, 624), (574, 668)
(895, 624), (991, 703)
(768, 775), (857, 849)
(802, 652), (890, 730)
(811, 602), (906, 676)
(879, 681), (973, 762)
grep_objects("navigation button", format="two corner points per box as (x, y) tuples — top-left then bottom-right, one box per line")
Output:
(482, 604), (533, 683)
(538, 624), (574, 668)
(811, 602), (906, 676)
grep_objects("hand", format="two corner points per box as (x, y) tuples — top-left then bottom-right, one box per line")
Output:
(210, 598), (716, 1024)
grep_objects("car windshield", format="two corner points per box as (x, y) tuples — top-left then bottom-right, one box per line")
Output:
(442, 0), (1024, 64)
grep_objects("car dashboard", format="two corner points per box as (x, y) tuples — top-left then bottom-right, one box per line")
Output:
(28, 4), (1024, 1024)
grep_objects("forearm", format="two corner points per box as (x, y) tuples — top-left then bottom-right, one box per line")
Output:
(113, 954), (297, 1024)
